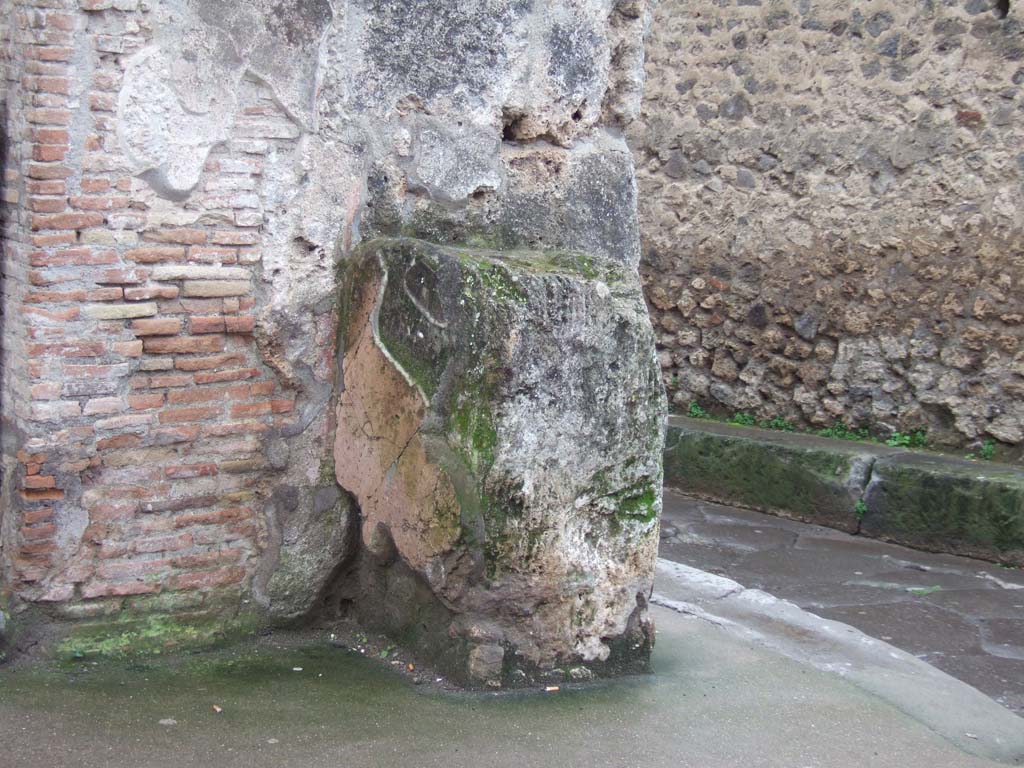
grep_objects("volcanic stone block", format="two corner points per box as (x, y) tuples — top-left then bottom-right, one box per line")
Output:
(863, 453), (1024, 565)
(334, 237), (666, 686)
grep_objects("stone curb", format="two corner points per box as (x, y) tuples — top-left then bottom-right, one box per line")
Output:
(652, 559), (1024, 765)
(664, 416), (1024, 566)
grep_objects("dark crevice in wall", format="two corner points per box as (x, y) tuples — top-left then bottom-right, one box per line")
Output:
(996, 0), (1010, 19)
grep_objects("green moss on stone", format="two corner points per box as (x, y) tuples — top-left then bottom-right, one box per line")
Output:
(55, 613), (259, 662)
(664, 427), (862, 532)
(864, 461), (1024, 558)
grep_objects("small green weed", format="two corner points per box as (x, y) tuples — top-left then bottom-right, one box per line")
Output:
(886, 429), (929, 449)
(688, 401), (710, 419)
(979, 440), (996, 461)
(729, 412), (758, 427)
(907, 585), (942, 597)
(854, 499), (867, 520)
(817, 422), (871, 442)
(762, 416), (796, 432)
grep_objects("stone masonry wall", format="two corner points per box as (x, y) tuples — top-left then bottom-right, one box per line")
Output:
(630, 0), (1024, 448)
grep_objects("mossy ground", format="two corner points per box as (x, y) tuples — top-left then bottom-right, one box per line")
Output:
(55, 613), (263, 663)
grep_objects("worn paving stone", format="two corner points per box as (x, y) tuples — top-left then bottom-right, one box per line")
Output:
(660, 490), (1024, 714)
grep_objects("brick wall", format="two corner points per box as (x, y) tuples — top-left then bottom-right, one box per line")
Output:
(0, 1), (325, 622)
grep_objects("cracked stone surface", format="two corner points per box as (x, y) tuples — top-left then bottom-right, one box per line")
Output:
(332, 237), (665, 685)
(660, 490), (1024, 714)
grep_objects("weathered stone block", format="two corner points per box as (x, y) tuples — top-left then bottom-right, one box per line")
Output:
(863, 453), (1024, 565)
(334, 237), (665, 685)
(663, 417), (876, 532)
(181, 280), (250, 297)
(82, 302), (157, 320)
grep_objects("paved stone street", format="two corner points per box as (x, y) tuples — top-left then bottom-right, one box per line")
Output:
(659, 490), (1024, 715)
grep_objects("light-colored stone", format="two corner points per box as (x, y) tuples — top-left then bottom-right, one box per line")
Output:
(83, 302), (158, 320)
(335, 238), (665, 684)
(182, 280), (250, 297)
(151, 265), (249, 281)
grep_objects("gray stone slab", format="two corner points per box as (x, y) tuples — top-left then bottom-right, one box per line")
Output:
(863, 452), (1024, 565)
(664, 416), (884, 532)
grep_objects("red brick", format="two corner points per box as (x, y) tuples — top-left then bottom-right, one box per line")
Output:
(174, 352), (245, 371)
(27, 179), (67, 195)
(187, 246), (236, 262)
(29, 341), (104, 357)
(23, 508), (55, 525)
(32, 127), (69, 144)
(227, 315), (255, 332)
(127, 394), (164, 410)
(173, 507), (253, 528)
(24, 306), (80, 322)
(86, 287), (124, 301)
(80, 177), (111, 193)
(30, 247), (117, 267)
(32, 212), (103, 231)
(190, 316), (225, 334)
(131, 318), (182, 336)
(23, 475), (56, 489)
(112, 340), (143, 357)
(135, 533), (193, 554)
(89, 93), (116, 112)
(193, 368), (259, 385)
(70, 195), (128, 211)
(152, 426), (201, 444)
(26, 108), (71, 125)
(27, 46), (75, 62)
(210, 231), (259, 246)
(125, 246), (186, 264)
(20, 488), (65, 502)
(64, 363), (129, 378)
(167, 386), (230, 405)
(96, 434), (142, 451)
(97, 559), (171, 580)
(172, 548), (244, 569)
(94, 414), (154, 430)
(21, 523), (57, 540)
(143, 336), (225, 355)
(147, 374), (192, 388)
(202, 421), (269, 437)
(143, 228), (207, 245)
(171, 566), (246, 591)
(125, 286), (179, 301)
(158, 406), (222, 424)
(82, 581), (159, 599)
(165, 463), (218, 479)
(99, 268), (148, 285)
(27, 163), (72, 180)
(28, 195), (65, 213)
(32, 144), (68, 162)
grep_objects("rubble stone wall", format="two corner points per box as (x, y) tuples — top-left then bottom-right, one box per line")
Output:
(0, 0), (663, 682)
(631, 0), (1024, 447)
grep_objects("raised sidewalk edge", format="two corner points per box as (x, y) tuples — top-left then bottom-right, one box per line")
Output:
(664, 416), (1024, 566)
